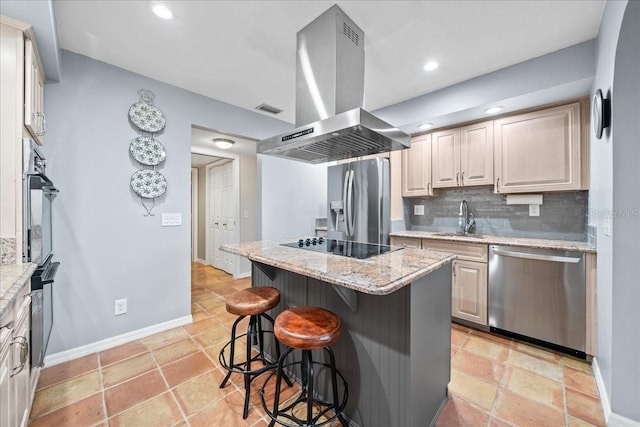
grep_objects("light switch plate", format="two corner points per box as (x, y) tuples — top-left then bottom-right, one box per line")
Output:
(162, 213), (182, 226)
(604, 216), (612, 236)
(243, 210), (249, 219)
(414, 205), (425, 216)
(529, 204), (540, 216)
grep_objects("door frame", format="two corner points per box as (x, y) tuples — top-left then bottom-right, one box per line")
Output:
(191, 145), (241, 278)
(191, 167), (198, 262)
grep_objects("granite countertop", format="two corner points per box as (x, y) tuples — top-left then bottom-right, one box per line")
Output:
(390, 231), (596, 253)
(221, 241), (456, 296)
(0, 263), (36, 319)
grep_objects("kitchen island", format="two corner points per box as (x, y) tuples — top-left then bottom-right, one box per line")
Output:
(221, 241), (456, 427)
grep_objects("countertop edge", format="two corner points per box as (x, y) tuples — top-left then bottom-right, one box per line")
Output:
(221, 243), (456, 295)
(390, 231), (597, 253)
(0, 263), (37, 319)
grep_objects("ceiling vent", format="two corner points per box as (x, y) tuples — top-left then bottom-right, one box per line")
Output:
(255, 103), (283, 115)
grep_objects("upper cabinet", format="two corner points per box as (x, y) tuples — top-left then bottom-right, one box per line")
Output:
(432, 121), (493, 188)
(494, 102), (587, 193)
(24, 39), (45, 145)
(402, 133), (433, 197)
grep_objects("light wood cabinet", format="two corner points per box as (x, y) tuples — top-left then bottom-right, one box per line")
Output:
(432, 122), (493, 188)
(1, 314), (14, 427)
(0, 284), (32, 427)
(431, 128), (460, 188)
(1, 15), (46, 262)
(422, 239), (488, 326)
(452, 260), (488, 325)
(460, 121), (494, 186)
(390, 236), (421, 248)
(494, 102), (584, 193)
(24, 38), (45, 145)
(402, 134), (433, 197)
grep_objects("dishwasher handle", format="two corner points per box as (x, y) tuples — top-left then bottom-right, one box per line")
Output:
(492, 248), (582, 264)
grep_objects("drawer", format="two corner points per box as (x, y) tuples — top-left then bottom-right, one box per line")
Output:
(390, 237), (422, 249)
(422, 239), (488, 262)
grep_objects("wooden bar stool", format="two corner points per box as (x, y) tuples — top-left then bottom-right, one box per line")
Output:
(261, 306), (348, 427)
(218, 287), (292, 419)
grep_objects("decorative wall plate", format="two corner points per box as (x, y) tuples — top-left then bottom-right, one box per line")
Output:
(130, 170), (167, 199)
(129, 136), (166, 166)
(592, 89), (611, 139)
(128, 102), (166, 133)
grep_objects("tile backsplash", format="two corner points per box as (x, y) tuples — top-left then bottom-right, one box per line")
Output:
(404, 186), (588, 241)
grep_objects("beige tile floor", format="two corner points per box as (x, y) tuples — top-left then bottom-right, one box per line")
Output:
(29, 263), (605, 426)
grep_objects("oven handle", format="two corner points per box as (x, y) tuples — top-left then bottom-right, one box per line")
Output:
(28, 173), (59, 193)
(492, 249), (581, 264)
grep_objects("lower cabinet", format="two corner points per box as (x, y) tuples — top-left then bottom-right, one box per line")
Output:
(421, 239), (489, 326)
(0, 325), (13, 427)
(452, 260), (487, 325)
(0, 285), (32, 427)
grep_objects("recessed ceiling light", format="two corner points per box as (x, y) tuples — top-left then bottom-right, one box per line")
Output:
(423, 61), (439, 71)
(152, 4), (173, 20)
(213, 138), (235, 149)
(419, 123), (434, 130)
(484, 106), (503, 114)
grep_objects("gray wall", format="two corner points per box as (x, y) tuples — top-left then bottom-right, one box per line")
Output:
(611, 0), (640, 420)
(43, 50), (292, 354)
(588, 0), (627, 417)
(258, 156), (327, 240)
(405, 187), (588, 241)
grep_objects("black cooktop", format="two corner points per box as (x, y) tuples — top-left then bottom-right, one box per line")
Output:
(281, 237), (401, 260)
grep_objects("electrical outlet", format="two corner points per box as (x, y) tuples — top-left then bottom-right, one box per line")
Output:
(414, 205), (425, 216)
(529, 204), (540, 216)
(114, 298), (127, 316)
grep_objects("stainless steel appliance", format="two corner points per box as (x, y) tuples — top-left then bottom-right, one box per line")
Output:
(258, 5), (410, 163)
(327, 157), (390, 245)
(282, 236), (400, 260)
(488, 245), (586, 357)
(23, 138), (59, 367)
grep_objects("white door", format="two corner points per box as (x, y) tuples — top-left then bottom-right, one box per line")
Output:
(208, 161), (236, 274)
(191, 168), (198, 262)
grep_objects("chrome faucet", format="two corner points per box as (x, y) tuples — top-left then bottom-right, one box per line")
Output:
(458, 200), (476, 234)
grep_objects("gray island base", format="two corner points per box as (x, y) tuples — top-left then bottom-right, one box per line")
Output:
(220, 241), (455, 426)
(252, 262), (452, 427)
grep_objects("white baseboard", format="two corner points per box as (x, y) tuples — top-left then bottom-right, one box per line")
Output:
(609, 414), (640, 427)
(593, 357), (612, 421)
(234, 271), (251, 279)
(592, 358), (640, 426)
(43, 315), (193, 367)
(195, 258), (207, 265)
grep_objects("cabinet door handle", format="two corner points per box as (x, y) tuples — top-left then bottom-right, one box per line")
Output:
(456, 172), (460, 186)
(427, 182), (431, 194)
(0, 320), (14, 331)
(35, 112), (46, 136)
(11, 336), (29, 377)
(495, 177), (500, 193)
(461, 171), (465, 185)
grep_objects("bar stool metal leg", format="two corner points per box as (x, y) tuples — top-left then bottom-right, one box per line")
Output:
(325, 347), (349, 427)
(220, 314), (246, 388)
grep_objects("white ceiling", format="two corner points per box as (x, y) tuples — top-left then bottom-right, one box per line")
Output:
(54, 1), (605, 125)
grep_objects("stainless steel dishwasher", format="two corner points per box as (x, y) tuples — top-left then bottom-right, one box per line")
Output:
(488, 245), (586, 358)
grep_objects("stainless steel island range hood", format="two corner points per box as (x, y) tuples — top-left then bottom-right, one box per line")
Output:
(257, 5), (410, 164)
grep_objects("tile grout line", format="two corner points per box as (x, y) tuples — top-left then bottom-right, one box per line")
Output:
(95, 352), (108, 426)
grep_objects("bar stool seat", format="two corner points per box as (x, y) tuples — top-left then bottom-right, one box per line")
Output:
(226, 287), (281, 316)
(219, 287), (291, 419)
(262, 306), (348, 427)
(274, 306), (341, 350)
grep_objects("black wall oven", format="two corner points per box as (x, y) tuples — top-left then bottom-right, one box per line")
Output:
(23, 139), (59, 367)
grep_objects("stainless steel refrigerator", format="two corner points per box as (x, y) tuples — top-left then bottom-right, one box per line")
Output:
(327, 157), (390, 244)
